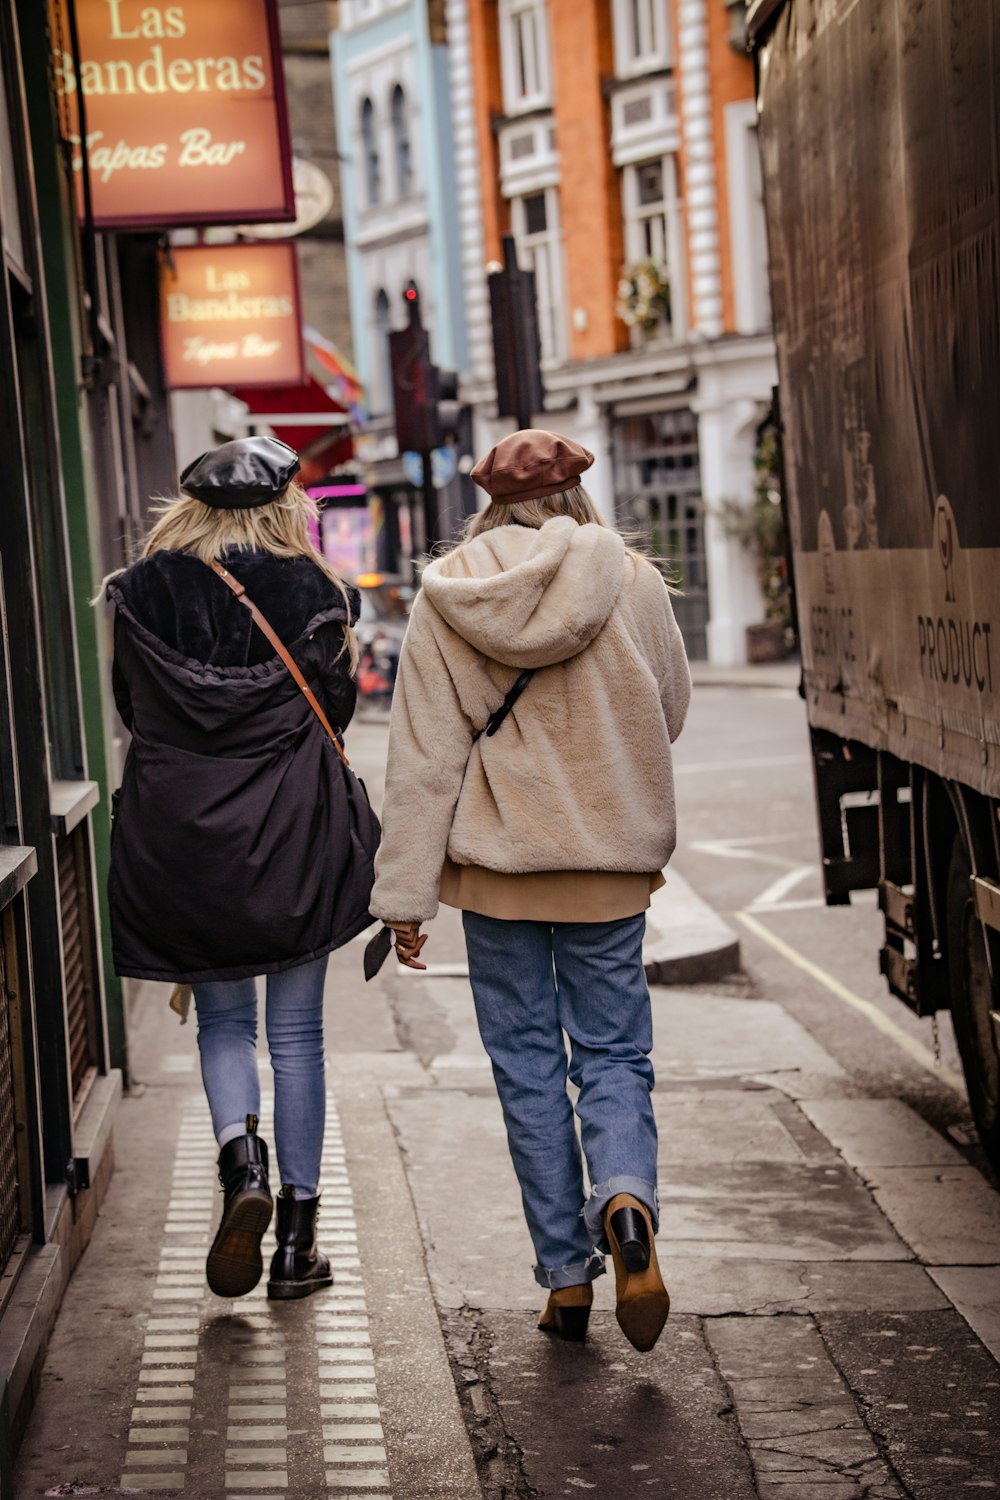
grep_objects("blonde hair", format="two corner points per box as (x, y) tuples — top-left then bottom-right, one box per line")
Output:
(456, 483), (678, 586)
(100, 480), (358, 672)
(462, 484), (610, 540)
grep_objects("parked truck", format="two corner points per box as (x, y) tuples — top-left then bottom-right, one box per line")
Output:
(747, 0), (1000, 1168)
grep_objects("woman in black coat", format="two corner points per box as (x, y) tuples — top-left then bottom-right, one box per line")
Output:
(108, 437), (372, 1301)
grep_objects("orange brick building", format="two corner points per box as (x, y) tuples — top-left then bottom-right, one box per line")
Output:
(445, 0), (777, 662)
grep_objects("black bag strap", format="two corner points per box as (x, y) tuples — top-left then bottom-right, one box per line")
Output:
(473, 668), (536, 743)
(206, 559), (352, 769)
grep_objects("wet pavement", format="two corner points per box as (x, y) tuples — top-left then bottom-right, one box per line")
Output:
(14, 699), (1000, 1499)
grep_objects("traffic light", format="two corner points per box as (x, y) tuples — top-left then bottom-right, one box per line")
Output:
(435, 368), (462, 446)
(488, 235), (544, 429)
(389, 286), (439, 454)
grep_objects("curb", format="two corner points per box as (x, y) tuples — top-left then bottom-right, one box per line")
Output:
(643, 869), (741, 986)
(690, 663), (802, 692)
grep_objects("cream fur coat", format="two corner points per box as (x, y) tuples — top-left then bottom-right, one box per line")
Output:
(370, 516), (691, 923)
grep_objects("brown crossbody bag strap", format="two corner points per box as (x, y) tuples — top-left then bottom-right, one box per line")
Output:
(207, 559), (352, 770)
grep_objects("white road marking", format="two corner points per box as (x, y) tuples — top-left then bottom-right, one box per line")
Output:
(751, 865), (816, 909)
(737, 911), (967, 1095)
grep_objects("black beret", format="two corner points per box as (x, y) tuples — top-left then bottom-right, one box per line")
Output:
(179, 436), (300, 509)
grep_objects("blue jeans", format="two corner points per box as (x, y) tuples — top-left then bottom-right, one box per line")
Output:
(463, 911), (658, 1290)
(192, 955), (328, 1198)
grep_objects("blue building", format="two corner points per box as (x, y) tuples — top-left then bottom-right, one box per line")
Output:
(332, 1), (467, 429)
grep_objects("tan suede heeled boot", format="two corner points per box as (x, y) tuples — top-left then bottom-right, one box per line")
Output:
(604, 1193), (669, 1352)
(537, 1281), (593, 1342)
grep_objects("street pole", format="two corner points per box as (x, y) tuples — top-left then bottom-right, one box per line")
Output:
(421, 451), (438, 552)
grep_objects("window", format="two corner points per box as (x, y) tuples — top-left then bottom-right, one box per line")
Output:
(391, 84), (412, 199)
(373, 288), (392, 413)
(512, 187), (565, 364)
(360, 97), (381, 207)
(500, 0), (551, 112)
(622, 155), (686, 336)
(612, 0), (671, 75)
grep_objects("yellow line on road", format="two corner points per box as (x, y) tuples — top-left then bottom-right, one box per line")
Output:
(736, 910), (967, 1096)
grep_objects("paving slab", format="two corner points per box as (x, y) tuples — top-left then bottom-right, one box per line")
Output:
(927, 1266), (1000, 1362)
(799, 1098), (964, 1168)
(385, 1088), (539, 1311)
(464, 1312), (757, 1500)
(651, 991), (845, 1082)
(667, 1258), (950, 1317)
(707, 1317), (904, 1499)
(817, 1309), (1000, 1498)
(654, 1090), (810, 1164)
(863, 1164), (1000, 1265)
(663, 1162), (911, 1262)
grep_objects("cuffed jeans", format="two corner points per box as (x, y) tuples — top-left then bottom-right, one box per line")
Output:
(463, 911), (659, 1289)
(192, 954), (328, 1198)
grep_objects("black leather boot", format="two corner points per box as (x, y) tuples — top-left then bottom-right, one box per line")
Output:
(267, 1188), (333, 1301)
(205, 1116), (273, 1299)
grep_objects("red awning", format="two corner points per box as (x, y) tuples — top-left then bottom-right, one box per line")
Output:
(232, 376), (354, 484)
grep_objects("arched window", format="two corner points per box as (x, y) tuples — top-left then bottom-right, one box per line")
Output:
(373, 288), (392, 413)
(391, 84), (412, 199)
(360, 97), (380, 206)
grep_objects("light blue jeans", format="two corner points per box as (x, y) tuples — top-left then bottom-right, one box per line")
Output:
(192, 955), (328, 1198)
(463, 911), (659, 1290)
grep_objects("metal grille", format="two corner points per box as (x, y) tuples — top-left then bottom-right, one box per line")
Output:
(57, 828), (95, 1097)
(0, 933), (21, 1273)
(614, 409), (709, 658)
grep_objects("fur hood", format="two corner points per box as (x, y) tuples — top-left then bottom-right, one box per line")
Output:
(371, 522), (692, 924)
(421, 517), (626, 670)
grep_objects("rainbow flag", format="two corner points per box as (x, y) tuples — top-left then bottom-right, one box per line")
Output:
(304, 325), (367, 421)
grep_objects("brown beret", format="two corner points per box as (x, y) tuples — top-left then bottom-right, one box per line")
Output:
(470, 428), (595, 503)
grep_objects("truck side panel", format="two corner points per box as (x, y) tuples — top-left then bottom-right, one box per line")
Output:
(757, 0), (1000, 795)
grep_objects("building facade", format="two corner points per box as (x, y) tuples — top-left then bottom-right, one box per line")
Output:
(331, 0), (471, 555)
(0, 0), (178, 1468)
(455, 0), (777, 662)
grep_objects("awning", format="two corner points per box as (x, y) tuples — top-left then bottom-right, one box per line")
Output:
(232, 376), (354, 484)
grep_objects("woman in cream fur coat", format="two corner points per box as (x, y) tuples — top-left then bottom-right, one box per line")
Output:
(371, 429), (690, 1352)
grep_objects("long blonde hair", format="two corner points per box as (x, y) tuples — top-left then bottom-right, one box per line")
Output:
(102, 481), (358, 671)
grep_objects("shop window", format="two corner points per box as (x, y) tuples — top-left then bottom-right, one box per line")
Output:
(612, 0), (671, 76)
(500, 0), (552, 113)
(391, 84), (413, 199)
(511, 187), (566, 365)
(360, 96), (381, 207)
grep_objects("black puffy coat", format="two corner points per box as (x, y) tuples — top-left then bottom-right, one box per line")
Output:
(108, 548), (374, 982)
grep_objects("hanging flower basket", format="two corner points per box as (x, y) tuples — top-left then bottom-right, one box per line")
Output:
(616, 259), (672, 334)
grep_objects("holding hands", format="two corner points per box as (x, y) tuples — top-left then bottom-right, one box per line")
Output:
(388, 921), (428, 970)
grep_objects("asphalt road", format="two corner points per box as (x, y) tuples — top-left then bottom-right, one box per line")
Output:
(669, 682), (990, 1176)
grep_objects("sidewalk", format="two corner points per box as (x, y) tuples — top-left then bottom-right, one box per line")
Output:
(12, 722), (1000, 1499)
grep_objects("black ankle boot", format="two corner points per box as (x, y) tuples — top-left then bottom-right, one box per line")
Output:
(267, 1189), (333, 1301)
(205, 1116), (273, 1299)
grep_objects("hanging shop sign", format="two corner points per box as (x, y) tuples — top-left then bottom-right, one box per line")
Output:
(52, 0), (294, 228)
(160, 243), (305, 389)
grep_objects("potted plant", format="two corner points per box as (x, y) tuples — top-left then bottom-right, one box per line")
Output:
(616, 259), (672, 340)
(720, 428), (795, 662)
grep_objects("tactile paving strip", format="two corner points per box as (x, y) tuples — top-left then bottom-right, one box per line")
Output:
(119, 1085), (393, 1497)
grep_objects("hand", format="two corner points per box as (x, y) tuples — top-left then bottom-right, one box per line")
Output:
(388, 921), (428, 971)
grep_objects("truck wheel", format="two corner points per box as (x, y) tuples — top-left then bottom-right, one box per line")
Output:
(946, 836), (1000, 1170)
